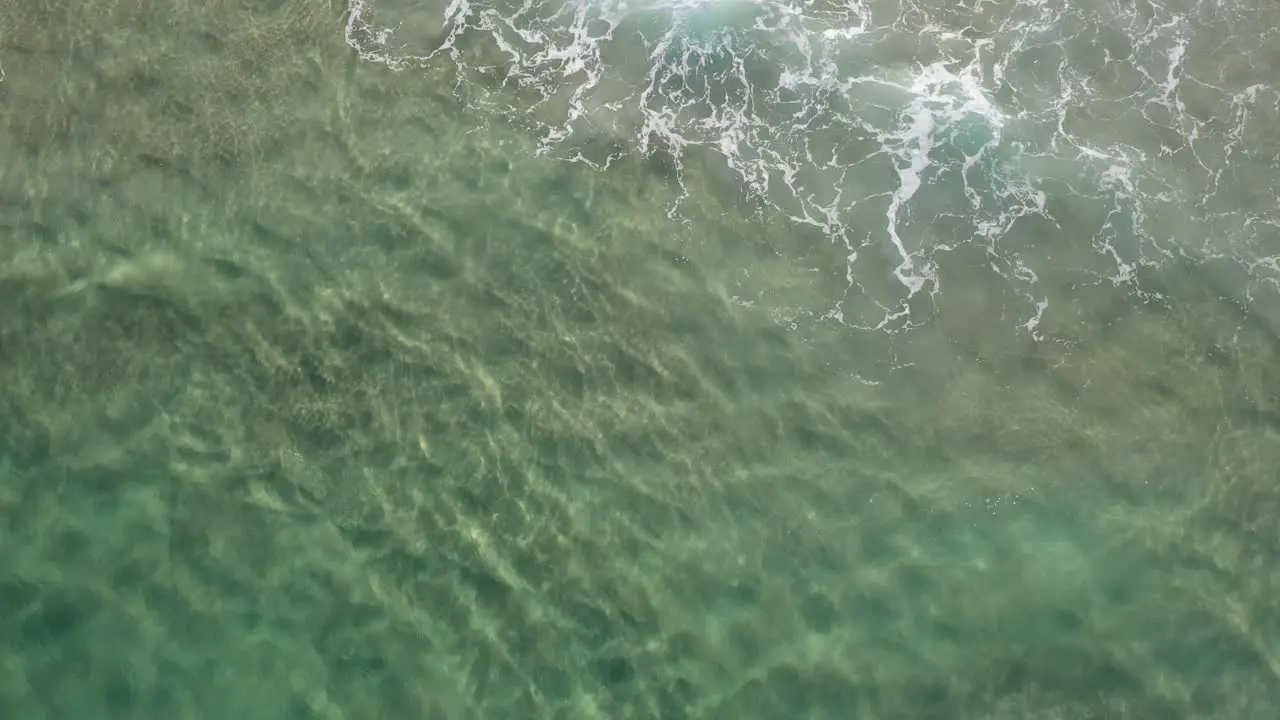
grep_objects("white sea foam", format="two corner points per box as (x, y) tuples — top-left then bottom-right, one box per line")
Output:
(346, 0), (1280, 337)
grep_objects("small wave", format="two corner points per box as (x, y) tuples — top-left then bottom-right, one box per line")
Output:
(347, 0), (1280, 337)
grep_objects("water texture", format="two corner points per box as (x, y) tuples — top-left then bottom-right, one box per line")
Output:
(1, 0), (1278, 718)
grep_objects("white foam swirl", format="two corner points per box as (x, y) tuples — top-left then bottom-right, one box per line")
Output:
(347, 0), (1280, 338)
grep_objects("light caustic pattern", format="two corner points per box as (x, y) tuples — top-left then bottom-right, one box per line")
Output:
(346, 0), (1280, 335)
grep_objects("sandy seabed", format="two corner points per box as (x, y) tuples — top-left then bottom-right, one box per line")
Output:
(1, 1), (1279, 718)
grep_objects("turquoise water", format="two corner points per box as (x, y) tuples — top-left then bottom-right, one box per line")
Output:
(1, 0), (1279, 717)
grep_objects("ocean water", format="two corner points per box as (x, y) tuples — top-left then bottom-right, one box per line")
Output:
(1, 0), (1278, 717)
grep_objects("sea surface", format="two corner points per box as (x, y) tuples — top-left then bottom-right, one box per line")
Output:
(1, 0), (1279, 717)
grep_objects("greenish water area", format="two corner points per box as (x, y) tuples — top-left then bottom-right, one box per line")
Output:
(1, 0), (1279, 717)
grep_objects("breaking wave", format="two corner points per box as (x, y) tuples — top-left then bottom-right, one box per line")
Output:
(346, 0), (1280, 335)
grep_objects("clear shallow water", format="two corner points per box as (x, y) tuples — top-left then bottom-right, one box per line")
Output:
(1, 0), (1279, 718)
